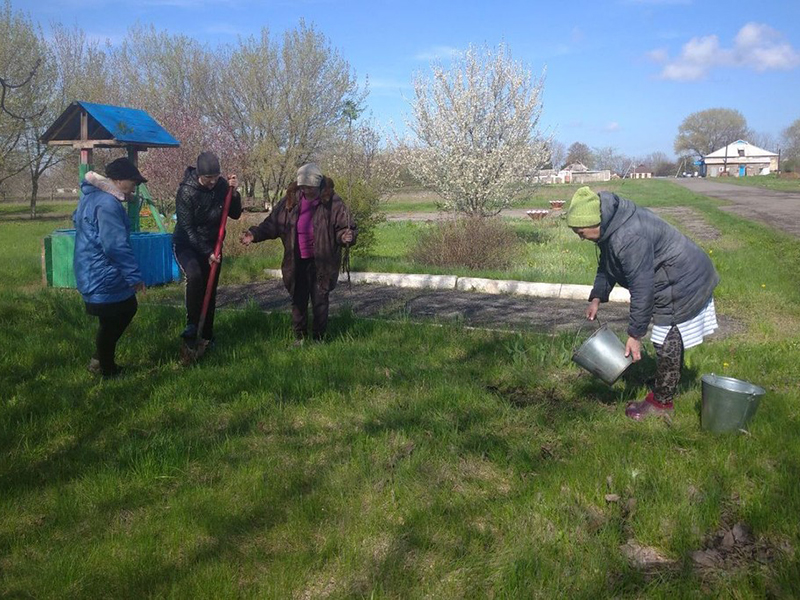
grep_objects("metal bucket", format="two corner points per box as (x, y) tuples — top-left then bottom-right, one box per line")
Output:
(572, 323), (633, 385)
(701, 374), (765, 433)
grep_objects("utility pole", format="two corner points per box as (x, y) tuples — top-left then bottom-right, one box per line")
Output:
(723, 140), (728, 176)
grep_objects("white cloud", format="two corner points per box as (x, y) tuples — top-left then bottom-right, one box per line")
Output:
(414, 46), (460, 61)
(604, 122), (621, 132)
(647, 48), (669, 63)
(651, 22), (800, 81)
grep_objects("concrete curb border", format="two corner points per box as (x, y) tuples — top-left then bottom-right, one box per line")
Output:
(263, 268), (631, 303)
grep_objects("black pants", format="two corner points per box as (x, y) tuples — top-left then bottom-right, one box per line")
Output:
(652, 325), (684, 405)
(85, 295), (138, 374)
(175, 246), (220, 340)
(292, 258), (330, 340)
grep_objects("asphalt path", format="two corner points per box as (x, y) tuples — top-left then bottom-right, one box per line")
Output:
(670, 177), (800, 237)
(215, 279), (742, 340)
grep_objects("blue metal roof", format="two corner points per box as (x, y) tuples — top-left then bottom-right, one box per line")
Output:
(41, 101), (180, 148)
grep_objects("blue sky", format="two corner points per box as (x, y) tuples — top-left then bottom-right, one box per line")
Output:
(17, 0), (800, 158)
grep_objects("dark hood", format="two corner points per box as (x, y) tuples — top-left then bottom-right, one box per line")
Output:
(597, 191), (637, 243)
(179, 166), (204, 192)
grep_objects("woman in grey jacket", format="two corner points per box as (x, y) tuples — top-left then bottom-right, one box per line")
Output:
(566, 187), (720, 420)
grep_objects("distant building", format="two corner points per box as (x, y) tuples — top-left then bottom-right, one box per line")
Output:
(531, 168), (563, 184)
(558, 162), (611, 183)
(702, 140), (778, 177)
(630, 164), (652, 179)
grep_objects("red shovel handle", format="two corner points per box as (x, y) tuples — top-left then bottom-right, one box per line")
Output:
(197, 186), (234, 339)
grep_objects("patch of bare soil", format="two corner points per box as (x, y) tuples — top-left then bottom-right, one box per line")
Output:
(651, 207), (721, 242)
(691, 521), (792, 578)
(619, 520), (793, 582)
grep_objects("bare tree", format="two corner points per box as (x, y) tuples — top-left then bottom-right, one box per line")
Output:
(20, 23), (111, 217)
(205, 22), (364, 207)
(401, 44), (548, 217)
(592, 145), (630, 176)
(747, 131), (777, 152)
(544, 139), (566, 170)
(0, 1), (44, 188)
(322, 116), (400, 254)
(564, 141), (593, 168)
(782, 118), (800, 171)
(674, 108), (749, 158)
(639, 151), (676, 177)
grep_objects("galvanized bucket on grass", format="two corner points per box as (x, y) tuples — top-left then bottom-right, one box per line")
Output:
(572, 321), (633, 385)
(701, 374), (765, 433)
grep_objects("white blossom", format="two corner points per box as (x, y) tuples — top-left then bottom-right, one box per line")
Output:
(399, 44), (550, 216)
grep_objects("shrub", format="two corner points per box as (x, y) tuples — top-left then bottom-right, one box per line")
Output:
(328, 174), (387, 257)
(411, 216), (524, 271)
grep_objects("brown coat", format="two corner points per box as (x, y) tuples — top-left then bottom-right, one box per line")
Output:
(248, 177), (357, 294)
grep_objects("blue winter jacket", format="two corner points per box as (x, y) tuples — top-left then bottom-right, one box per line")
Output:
(73, 175), (143, 304)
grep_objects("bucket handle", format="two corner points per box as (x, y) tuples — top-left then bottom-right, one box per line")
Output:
(572, 317), (603, 352)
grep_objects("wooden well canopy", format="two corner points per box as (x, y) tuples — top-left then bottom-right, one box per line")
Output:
(41, 101), (180, 233)
(41, 101), (179, 150)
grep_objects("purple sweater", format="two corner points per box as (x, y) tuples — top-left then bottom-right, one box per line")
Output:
(297, 193), (320, 258)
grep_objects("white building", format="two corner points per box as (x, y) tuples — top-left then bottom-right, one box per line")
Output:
(558, 162), (610, 183)
(630, 164), (653, 179)
(703, 140), (778, 177)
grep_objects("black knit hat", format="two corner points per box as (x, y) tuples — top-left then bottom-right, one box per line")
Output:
(105, 157), (147, 184)
(196, 151), (221, 176)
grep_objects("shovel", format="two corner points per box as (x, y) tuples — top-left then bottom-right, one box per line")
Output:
(181, 185), (235, 364)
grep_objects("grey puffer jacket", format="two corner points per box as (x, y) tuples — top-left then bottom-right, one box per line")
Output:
(590, 192), (719, 339)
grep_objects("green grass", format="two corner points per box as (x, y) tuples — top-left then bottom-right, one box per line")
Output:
(709, 173), (800, 193)
(0, 201), (77, 218)
(2, 178), (800, 597)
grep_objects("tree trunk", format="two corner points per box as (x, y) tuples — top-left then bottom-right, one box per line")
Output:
(29, 177), (39, 219)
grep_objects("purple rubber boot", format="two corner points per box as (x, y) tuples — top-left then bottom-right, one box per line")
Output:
(625, 391), (674, 421)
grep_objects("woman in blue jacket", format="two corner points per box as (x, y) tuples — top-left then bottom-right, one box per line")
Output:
(567, 187), (719, 421)
(73, 157), (147, 378)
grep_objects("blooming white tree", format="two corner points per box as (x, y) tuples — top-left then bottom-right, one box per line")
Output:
(401, 44), (549, 216)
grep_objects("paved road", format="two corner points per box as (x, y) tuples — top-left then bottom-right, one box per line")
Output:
(670, 178), (800, 237)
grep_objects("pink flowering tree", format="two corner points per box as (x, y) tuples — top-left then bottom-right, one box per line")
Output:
(140, 104), (247, 216)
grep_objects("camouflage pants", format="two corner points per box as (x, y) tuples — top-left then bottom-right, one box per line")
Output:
(652, 325), (684, 405)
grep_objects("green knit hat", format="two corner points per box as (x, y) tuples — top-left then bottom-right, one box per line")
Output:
(566, 187), (601, 228)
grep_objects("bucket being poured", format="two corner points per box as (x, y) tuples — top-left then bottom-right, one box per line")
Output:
(700, 374), (765, 433)
(572, 323), (633, 385)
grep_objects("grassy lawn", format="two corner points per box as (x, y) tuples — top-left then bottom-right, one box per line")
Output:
(0, 200), (78, 218)
(708, 174), (800, 193)
(2, 179), (800, 597)
(382, 180), (650, 215)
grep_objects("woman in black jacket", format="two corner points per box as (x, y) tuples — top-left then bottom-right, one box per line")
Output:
(567, 187), (720, 421)
(173, 152), (242, 348)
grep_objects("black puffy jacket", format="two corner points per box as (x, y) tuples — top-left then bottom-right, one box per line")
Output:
(590, 192), (719, 339)
(172, 167), (242, 256)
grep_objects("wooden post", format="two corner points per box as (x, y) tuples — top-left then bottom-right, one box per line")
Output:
(127, 147), (141, 232)
(79, 110), (93, 193)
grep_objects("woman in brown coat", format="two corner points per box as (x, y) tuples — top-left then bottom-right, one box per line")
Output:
(240, 163), (356, 343)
